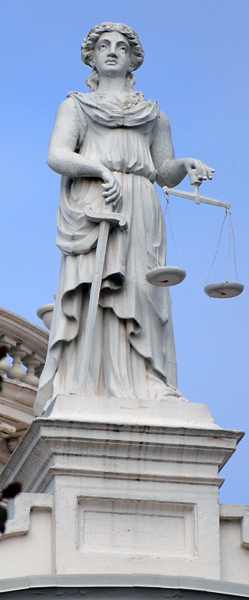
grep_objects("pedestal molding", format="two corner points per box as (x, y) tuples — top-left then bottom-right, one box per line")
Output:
(0, 416), (242, 493)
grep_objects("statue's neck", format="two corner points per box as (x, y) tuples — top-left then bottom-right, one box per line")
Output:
(97, 75), (128, 97)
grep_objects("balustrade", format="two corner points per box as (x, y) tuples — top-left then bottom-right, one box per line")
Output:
(0, 308), (49, 389)
(0, 339), (44, 389)
(0, 308), (49, 463)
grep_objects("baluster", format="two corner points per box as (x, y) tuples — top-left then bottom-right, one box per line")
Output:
(35, 362), (45, 378)
(8, 344), (30, 381)
(0, 335), (15, 378)
(0, 357), (11, 377)
(21, 352), (41, 387)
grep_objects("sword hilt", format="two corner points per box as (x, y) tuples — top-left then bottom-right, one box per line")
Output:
(84, 206), (128, 231)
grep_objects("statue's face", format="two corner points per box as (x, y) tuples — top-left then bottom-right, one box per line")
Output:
(93, 31), (132, 77)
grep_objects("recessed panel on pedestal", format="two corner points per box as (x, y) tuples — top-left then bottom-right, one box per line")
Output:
(77, 498), (196, 558)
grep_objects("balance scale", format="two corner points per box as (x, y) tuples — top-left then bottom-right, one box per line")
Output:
(146, 182), (244, 299)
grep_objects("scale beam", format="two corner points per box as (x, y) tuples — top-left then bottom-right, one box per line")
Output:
(163, 186), (230, 210)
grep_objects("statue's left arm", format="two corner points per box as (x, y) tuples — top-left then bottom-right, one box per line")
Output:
(151, 110), (214, 188)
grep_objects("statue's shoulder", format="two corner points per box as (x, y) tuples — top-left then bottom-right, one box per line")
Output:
(67, 91), (95, 106)
(156, 109), (171, 127)
(51, 95), (86, 138)
(55, 95), (79, 118)
(67, 91), (87, 100)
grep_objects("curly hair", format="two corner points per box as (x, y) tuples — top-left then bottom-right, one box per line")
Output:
(81, 22), (144, 72)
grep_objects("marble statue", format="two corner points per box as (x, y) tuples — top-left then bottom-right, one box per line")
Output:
(34, 22), (213, 416)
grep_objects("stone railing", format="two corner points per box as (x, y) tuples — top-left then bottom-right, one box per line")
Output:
(0, 307), (48, 388)
(0, 308), (49, 466)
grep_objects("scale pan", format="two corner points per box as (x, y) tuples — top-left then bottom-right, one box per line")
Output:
(146, 266), (186, 287)
(204, 282), (244, 299)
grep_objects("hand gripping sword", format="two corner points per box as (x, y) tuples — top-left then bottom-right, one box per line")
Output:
(78, 203), (128, 393)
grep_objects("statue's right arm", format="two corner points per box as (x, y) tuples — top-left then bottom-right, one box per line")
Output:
(47, 98), (108, 180)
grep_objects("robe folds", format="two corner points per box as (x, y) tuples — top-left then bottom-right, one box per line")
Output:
(34, 91), (182, 416)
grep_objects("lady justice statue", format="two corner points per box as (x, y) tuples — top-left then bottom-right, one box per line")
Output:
(34, 22), (213, 416)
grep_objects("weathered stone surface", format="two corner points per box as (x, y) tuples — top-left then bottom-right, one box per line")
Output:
(34, 23), (214, 416)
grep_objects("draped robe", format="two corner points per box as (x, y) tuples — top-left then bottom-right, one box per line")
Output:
(34, 91), (182, 416)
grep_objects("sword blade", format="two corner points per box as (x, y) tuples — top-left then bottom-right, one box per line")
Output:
(80, 219), (110, 392)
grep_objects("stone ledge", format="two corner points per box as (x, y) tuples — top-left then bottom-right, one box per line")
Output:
(0, 575), (248, 597)
(220, 504), (249, 549)
(45, 394), (220, 429)
(0, 493), (53, 539)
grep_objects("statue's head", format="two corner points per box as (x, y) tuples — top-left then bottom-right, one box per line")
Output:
(81, 22), (144, 91)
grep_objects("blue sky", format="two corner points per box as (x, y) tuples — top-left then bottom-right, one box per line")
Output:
(1, 0), (248, 503)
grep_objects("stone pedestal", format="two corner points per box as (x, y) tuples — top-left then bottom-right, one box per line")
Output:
(0, 395), (243, 580)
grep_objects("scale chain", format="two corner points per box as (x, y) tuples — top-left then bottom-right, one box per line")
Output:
(205, 209), (228, 286)
(229, 211), (240, 283)
(163, 191), (183, 269)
